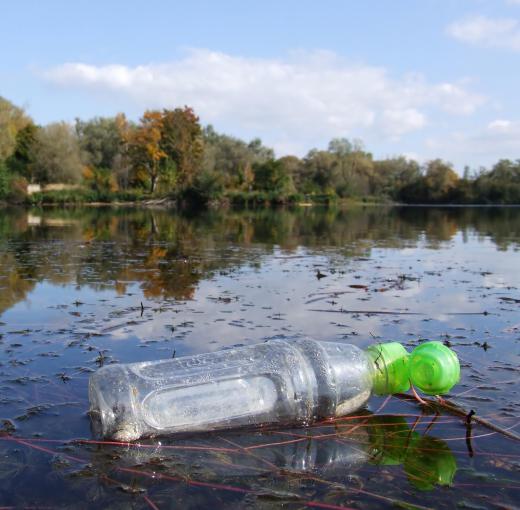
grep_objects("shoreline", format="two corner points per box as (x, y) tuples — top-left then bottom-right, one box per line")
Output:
(3, 198), (520, 209)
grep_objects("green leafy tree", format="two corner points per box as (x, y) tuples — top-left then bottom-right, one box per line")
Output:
(160, 107), (204, 190)
(424, 159), (459, 203)
(328, 137), (353, 156)
(474, 159), (520, 204)
(248, 137), (275, 162)
(303, 149), (339, 193)
(0, 160), (9, 199)
(253, 159), (293, 193)
(335, 147), (374, 197)
(277, 155), (303, 190)
(0, 96), (32, 160)
(202, 126), (247, 188)
(374, 157), (421, 199)
(30, 122), (84, 184)
(299, 139), (375, 198)
(202, 126), (273, 191)
(6, 123), (38, 179)
(75, 116), (125, 170)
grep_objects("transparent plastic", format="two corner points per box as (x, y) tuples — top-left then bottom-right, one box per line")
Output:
(89, 338), (375, 441)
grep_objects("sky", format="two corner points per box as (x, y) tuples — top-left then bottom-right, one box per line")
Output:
(1, 0), (520, 171)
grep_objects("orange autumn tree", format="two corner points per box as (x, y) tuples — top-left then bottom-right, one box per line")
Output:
(124, 110), (167, 193)
(123, 107), (203, 193)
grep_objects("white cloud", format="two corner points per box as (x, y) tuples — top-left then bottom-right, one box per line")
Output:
(424, 119), (520, 168)
(42, 49), (484, 155)
(447, 15), (520, 51)
(488, 119), (515, 132)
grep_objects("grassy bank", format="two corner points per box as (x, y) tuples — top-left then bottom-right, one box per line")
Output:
(19, 186), (399, 208)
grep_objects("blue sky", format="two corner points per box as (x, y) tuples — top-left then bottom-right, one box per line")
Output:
(1, 0), (520, 170)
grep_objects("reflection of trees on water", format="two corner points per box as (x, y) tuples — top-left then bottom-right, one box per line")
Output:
(0, 206), (519, 315)
(396, 206), (520, 250)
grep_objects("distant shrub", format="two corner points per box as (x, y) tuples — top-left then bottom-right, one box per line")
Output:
(112, 189), (146, 202)
(27, 188), (150, 205)
(8, 176), (28, 202)
(179, 170), (225, 206)
(227, 191), (269, 207)
(308, 192), (337, 205)
(225, 190), (304, 208)
(0, 161), (9, 199)
(29, 189), (86, 205)
(287, 193), (305, 203)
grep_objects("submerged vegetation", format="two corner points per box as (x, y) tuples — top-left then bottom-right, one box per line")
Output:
(1, 96), (519, 206)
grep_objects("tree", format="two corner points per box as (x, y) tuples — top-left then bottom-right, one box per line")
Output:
(82, 166), (118, 193)
(298, 139), (376, 198)
(473, 159), (520, 204)
(0, 96), (32, 161)
(75, 116), (125, 170)
(277, 155), (303, 190)
(487, 159), (520, 183)
(0, 160), (9, 199)
(160, 107), (204, 190)
(5, 123), (38, 179)
(202, 127), (274, 191)
(248, 137), (274, 162)
(253, 159), (293, 193)
(301, 150), (339, 193)
(373, 157), (421, 199)
(30, 122), (84, 184)
(124, 111), (167, 193)
(424, 159), (459, 202)
(112, 113), (134, 189)
(334, 143), (374, 197)
(328, 137), (353, 156)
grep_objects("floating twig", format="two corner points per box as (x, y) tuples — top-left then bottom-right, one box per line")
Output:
(308, 309), (424, 315)
(465, 409), (475, 457)
(309, 309), (491, 316)
(396, 394), (520, 442)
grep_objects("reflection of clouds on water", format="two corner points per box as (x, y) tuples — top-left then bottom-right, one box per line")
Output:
(482, 274), (510, 288)
(55, 232), (512, 356)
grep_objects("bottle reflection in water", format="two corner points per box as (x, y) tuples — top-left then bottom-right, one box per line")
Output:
(91, 415), (457, 491)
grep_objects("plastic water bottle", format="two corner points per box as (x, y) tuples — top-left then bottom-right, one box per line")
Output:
(89, 338), (459, 441)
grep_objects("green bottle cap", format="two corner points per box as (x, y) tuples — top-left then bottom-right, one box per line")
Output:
(366, 342), (410, 395)
(409, 341), (460, 395)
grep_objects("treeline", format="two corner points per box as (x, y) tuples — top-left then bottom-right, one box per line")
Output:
(1, 95), (519, 205)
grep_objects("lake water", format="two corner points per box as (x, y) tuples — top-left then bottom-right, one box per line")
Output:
(0, 205), (519, 509)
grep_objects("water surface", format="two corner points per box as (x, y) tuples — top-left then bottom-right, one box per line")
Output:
(0, 206), (519, 509)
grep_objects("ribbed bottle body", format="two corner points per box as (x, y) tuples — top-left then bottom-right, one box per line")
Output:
(89, 338), (374, 441)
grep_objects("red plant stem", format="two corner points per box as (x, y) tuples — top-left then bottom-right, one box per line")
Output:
(143, 495), (160, 510)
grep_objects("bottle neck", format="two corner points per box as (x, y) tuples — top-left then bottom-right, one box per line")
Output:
(293, 339), (375, 417)
(366, 342), (411, 395)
